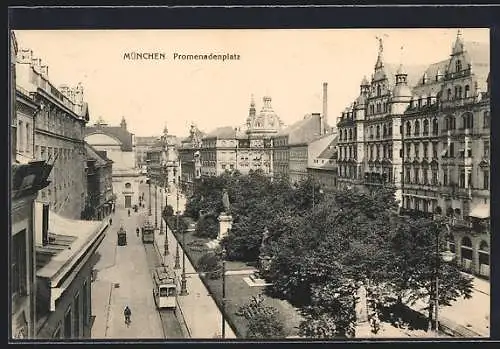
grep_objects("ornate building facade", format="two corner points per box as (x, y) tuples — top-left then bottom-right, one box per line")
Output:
(178, 124), (204, 195)
(336, 31), (490, 278)
(16, 47), (89, 220)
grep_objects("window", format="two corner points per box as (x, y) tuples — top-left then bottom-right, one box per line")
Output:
(125, 182), (131, 189)
(414, 120), (420, 136)
(459, 169), (466, 188)
(484, 140), (490, 158)
(443, 171), (448, 186)
(423, 142), (429, 159)
(376, 126), (380, 138)
(406, 144), (411, 158)
(432, 170), (438, 185)
(415, 143), (420, 159)
(432, 142), (438, 159)
(456, 60), (462, 72)
(483, 111), (490, 128)
(18, 120), (23, 153)
(414, 168), (419, 184)
(74, 294), (80, 338)
(449, 142), (455, 157)
(405, 169), (411, 184)
(483, 171), (489, 190)
(432, 118), (439, 135)
(423, 169), (428, 184)
(465, 85), (470, 98)
(423, 119), (429, 135)
(26, 123), (30, 153)
(12, 230), (27, 297)
(399, 149), (403, 158)
(64, 307), (72, 338)
(377, 85), (381, 96)
(458, 86), (463, 99)
(427, 96), (432, 106)
(376, 103), (381, 113)
(406, 121), (411, 136)
(447, 88), (452, 100)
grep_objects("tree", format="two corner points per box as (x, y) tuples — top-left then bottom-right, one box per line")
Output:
(197, 251), (222, 279)
(390, 215), (473, 329)
(236, 295), (285, 339)
(163, 205), (174, 218)
(194, 215), (219, 239)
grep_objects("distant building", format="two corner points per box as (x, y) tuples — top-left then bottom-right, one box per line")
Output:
(83, 143), (114, 220)
(145, 126), (179, 190)
(135, 136), (158, 169)
(178, 124), (204, 195)
(307, 134), (339, 191)
(272, 112), (330, 184)
(200, 126), (239, 177)
(33, 204), (107, 339)
(15, 47), (89, 220)
(85, 117), (140, 209)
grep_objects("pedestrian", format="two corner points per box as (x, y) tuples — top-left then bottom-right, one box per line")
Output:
(136, 227), (140, 237)
(109, 218), (113, 226)
(128, 209), (131, 217)
(124, 306), (131, 326)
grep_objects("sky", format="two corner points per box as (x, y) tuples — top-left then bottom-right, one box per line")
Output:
(14, 28), (489, 138)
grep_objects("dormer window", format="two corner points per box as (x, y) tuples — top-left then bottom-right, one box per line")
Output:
(456, 60), (462, 72)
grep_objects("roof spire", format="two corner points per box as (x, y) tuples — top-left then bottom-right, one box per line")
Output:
(375, 35), (385, 69)
(452, 28), (465, 55)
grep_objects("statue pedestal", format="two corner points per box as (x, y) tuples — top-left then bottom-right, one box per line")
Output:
(217, 213), (233, 241)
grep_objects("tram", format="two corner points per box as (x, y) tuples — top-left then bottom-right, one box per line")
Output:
(152, 265), (177, 309)
(142, 220), (155, 244)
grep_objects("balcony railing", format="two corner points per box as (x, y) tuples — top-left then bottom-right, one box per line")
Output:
(440, 96), (477, 109)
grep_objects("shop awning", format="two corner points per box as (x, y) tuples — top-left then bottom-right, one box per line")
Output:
(469, 203), (490, 219)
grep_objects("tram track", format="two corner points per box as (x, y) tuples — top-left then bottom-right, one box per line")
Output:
(143, 243), (185, 339)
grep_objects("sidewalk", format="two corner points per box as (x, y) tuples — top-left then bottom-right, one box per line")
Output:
(154, 227), (237, 339)
(91, 206), (164, 339)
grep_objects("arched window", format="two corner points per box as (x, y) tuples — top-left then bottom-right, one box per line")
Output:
(414, 120), (420, 136)
(349, 129), (352, 140)
(447, 88), (452, 100)
(406, 121), (411, 136)
(376, 103), (381, 113)
(456, 60), (462, 72)
(432, 118), (439, 135)
(377, 85), (381, 96)
(458, 86), (463, 99)
(461, 236), (473, 263)
(376, 125), (380, 138)
(464, 85), (470, 98)
(423, 119), (429, 135)
(370, 126), (374, 138)
(383, 124), (387, 137)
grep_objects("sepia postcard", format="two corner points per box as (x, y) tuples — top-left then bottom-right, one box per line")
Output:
(8, 7), (491, 343)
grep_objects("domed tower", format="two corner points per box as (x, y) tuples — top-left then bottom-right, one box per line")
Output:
(391, 64), (413, 114)
(247, 96), (283, 137)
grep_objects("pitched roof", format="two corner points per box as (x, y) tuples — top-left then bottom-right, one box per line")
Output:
(85, 125), (134, 151)
(317, 136), (339, 159)
(381, 63), (428, 89)
(85, 142), (112, 166)
(276, 114), (326, 145)
(463, 41), (490, 92)
(203, 126), (237, 140)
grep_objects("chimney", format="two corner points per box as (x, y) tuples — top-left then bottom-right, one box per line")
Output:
(40, 65), (49, 78)
(322, 82), (328, 136)
(42, 203), (49, 246)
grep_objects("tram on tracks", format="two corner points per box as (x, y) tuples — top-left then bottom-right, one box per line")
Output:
(142, 220), (155, 244)
(152, 265), (177, 309)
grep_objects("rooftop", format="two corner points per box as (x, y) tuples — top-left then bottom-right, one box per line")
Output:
(276, 114), (327, 145)
(36, 211), (105, 279)
(85, 121), (134, 151)
(203, 126), (237, 140)
(85, 142), (113, 167)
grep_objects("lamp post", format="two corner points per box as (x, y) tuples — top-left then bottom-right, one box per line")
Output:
(179, 188), (188, 295)
(160, 185), (164, 235)
(155, 183), (158, 229)
(148, 174), (152, 217)
(221, 248), (227, 338)
(164, 173), (169, 256)
(174, 188), (181, 270)
(432, 218), (455, 336)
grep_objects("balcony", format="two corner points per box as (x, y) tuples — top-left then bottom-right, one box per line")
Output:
(440, 96), (477, 110)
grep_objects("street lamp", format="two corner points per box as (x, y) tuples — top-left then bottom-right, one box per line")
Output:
(432, 219), (455, 336)
(179, 188), (188, 295)
(221, 248), (227, 339)
(155, 183), (158, 229)
(148, 173), (152, 217)
(174, 188), (181, 270)
(164, 173), (169, 256)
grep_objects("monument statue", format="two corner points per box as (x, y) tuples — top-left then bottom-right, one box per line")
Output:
(259, 228), (272, 272)
(222, 188), (231, 214)
(355, 282), (369, 324)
